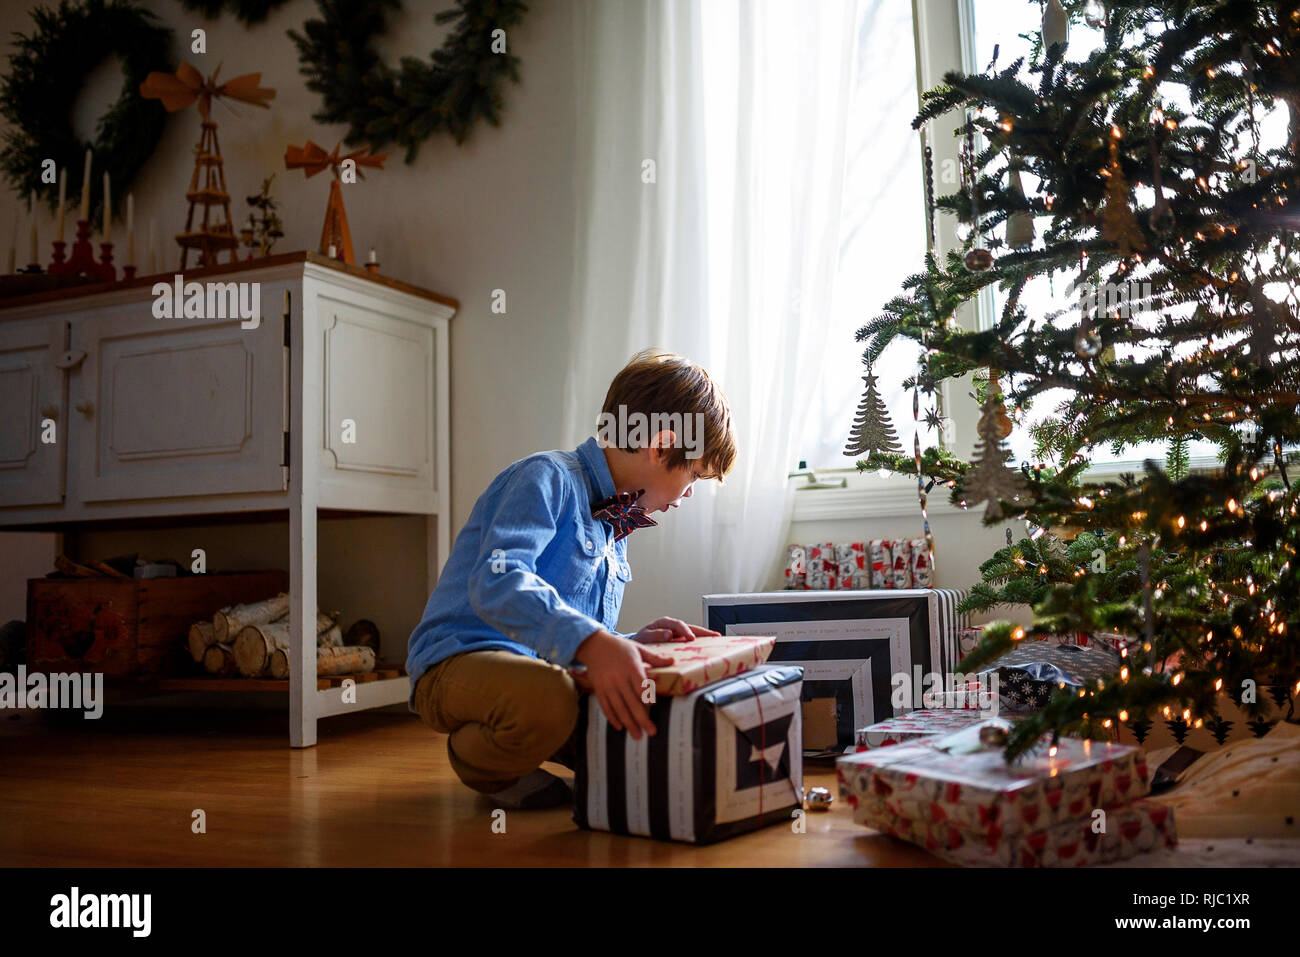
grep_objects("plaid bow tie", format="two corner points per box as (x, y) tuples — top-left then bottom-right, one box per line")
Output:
(590, 488), (658, 542)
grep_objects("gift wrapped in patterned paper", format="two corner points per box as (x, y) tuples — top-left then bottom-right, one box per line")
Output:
(1028, 631), (1129, 653)
(854, 708), (989, 750)
(957, 626), (986, 657)
(853, 793), (1176, 867)
(834, 543), (862, 590)
(978, 642), (1123, 714)
(573, 633), (776, 697)
(908, 538), (932, 587)
(836, 720), (1150, 838)
(891, 539), (913, 588)
(783, 544), (807, 589)
(868, 540), (892, 588)
(805, 543), (835, 589)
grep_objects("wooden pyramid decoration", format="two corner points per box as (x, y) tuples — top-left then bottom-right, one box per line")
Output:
(140, 62), (275, 269)
(284, 141), (386, 266)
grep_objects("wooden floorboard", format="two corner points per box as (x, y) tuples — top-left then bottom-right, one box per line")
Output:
(0, 705), (945, 867)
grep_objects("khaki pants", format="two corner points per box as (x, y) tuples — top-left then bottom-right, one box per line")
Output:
(412, 649), (580, 793)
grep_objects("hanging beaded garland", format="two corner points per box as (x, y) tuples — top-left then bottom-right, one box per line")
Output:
(923, 142), (937, 250)
(914, 336), (937, 578)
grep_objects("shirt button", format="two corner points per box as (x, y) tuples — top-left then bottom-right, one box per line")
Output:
(585, 540), (594, 552)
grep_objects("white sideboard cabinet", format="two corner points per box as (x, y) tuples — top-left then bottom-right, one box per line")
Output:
(0, 252), (455, 746)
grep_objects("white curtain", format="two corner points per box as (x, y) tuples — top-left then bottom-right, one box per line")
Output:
(564, 0), (863, 630)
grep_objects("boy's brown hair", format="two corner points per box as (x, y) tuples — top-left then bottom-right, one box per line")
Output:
(599, 349), (737, 483)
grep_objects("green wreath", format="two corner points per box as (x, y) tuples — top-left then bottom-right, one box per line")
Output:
(290, 0), (529, 163)
(173, 0), (289, 26)
(0, 0), (173, 222)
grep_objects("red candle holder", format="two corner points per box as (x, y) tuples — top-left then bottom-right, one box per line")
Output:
(48, 220), (114, 281)
(98, 242), (116, 281)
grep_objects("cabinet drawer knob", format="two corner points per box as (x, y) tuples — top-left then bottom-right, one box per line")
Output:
(75, 400), (94, 417)
(54, 349), (87, 370)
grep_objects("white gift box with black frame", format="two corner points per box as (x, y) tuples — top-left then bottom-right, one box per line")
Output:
(702, 590), (967, 752)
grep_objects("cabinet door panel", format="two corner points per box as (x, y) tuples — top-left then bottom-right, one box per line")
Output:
(70, 287), (288, 503)
(0, 318), (66, 506)
(318, 295), (435, 508)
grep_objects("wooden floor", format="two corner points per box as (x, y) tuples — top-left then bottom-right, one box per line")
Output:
(0, 702), (944, 867)
(4, 703), (1292, 867)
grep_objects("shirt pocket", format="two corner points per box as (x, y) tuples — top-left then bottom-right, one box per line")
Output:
(552, 513), (599, 595)
(605, 549), (633, 620)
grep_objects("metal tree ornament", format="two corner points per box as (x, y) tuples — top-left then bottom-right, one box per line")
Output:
(962, 372), (1030, 521)
(844, 364), (904, 458)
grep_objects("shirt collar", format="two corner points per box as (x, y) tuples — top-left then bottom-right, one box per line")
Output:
(576, 436), (617, 504)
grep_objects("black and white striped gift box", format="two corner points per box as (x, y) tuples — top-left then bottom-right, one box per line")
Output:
(573, 665), (804, 845)
(701, 590), (969, 752)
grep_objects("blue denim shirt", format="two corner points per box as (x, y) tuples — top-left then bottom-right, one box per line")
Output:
(406, 436), (633, 710)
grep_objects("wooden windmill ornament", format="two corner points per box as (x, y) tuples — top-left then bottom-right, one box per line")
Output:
(140, 62), (275, 269)
(284, 141), (386, 266)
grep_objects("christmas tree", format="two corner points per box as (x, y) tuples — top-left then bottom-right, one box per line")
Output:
(852, 0), (1300, 758)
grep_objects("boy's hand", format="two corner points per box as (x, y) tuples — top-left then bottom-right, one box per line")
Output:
(632, 617), (722, 643)
(575, 630), (673, 739)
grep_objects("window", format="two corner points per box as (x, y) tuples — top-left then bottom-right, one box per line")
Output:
(797, 0), (930, 471)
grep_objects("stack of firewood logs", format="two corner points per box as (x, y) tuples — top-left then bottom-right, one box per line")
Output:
(185, 592), (382, 678)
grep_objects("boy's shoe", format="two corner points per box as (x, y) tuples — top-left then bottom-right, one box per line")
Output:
(546, 730), (579, 772)
(481, 768), (573, 810)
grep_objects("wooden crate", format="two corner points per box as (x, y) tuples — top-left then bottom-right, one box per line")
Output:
(27, 571), (289, 677)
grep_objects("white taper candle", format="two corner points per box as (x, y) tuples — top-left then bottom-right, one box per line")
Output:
(79, 149), (91, 222)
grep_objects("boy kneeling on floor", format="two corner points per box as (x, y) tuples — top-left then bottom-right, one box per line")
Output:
(407, 349), (738, 808)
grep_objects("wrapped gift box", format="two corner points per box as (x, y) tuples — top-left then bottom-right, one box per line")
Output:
(958, 628), (1129, 661)
(854, 708), (990, 750)
(1027, 631), (1129, 653)
(978, 642), (1122, 713)
(837, 720), (1149, 837)
(854, 794), (1176, 867)
(703, 589), (968, 752)
(571, 633), (775, 697)
(573, 664), (804, 844)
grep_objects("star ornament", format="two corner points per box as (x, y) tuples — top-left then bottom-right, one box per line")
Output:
(591, 488), (658, 542)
